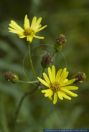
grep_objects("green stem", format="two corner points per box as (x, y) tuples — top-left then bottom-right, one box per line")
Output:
(28, 45), (37, 77)
(42, 67), (45, 74)
(12, 87), (38, 132)
(59, 49), (68, 67)
(16, 80), (38, 84)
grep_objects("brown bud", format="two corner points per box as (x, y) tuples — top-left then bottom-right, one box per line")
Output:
(55, 34), (67, 52)
(3, 72), (19, 83)
(56, 34), (67, 45)
(41, 52), (52, 68)
(75, 72), (86, 83)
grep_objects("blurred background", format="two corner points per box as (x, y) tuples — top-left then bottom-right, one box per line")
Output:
(0, 0), (89, 132)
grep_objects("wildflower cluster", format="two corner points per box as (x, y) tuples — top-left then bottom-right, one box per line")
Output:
(7, 14), (86, 104)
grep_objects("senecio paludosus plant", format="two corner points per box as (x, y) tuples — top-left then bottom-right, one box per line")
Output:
(4, 14), (86, 131)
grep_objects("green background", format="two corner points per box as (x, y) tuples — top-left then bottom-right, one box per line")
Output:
(0, 0), (89, 132)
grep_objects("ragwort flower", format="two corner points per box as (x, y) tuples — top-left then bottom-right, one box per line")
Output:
(8, 15), (47, 43)
(38, 65), (78, 104)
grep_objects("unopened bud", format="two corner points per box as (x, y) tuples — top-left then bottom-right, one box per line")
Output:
(55, 34), (67, 52)
(4, 72), (19, 83)
(75, 72), (86, 83)
(41, 53), (52, 68)
(56, 34), (66, 44)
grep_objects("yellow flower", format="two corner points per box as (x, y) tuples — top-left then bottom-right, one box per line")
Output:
(8, 15), (47, 43)
(37, 65), (78, 104)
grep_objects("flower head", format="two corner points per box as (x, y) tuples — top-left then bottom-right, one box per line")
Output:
(41, 52), (52, 68)
(74, 72), (86, 83)
(3, 71), (19, 83)
(8, 15), (47, 43)
(37, 65), (78, 104)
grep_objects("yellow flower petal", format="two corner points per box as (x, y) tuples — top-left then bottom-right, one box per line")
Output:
(62, 94), (71, 100)
(43, 73), (50, 84)
(37, 77), (49, 87)
(56, 68), (62, 81)
(9, 28), (18, 34)
(36, 17), (42, 25)
(51, 65), (56, 82)
(62, 86), (78, 90)
(31, 16), (37, 28)
(41, 89), (48, 93)
(37, 25), (47, 32)
(24, 15), (30, 29)
(48, 65), (56, 83)
(53, 93), (58, 104)
(41, 89), (53, 98)
(62, 89), (78, 97)
(9, 20), (24, 33)
(31, 18), (42, 32)
(60, 68), (69, 82)
(48, 67), (53, 83)
(27, 36), (33, 42)
(60, 91), (71, 100)
(57, 91), (63, 100)
(19, 35), (25, 38)
(34, 35), (44, 39)
(60, 79), (76, 87)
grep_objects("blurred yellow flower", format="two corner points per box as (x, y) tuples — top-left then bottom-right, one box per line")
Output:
(38, 65), (78, 104)
(8, 15), (47, 43)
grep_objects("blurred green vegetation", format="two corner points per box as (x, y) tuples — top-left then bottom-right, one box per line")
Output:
(0, 0), (89, 132)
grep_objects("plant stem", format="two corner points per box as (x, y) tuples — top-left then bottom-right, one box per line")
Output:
(12, 87), (38, 132)
(16, 80), (38, 84)
(28, 45), (37, 77)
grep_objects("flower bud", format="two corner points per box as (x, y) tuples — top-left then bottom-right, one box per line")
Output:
(41, 52), (52, 68)
(55, 34), (67, 52)
(3, 72), (19, 83)
(75, 72), (86, 83)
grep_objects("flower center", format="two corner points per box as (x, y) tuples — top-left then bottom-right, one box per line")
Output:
(50, 82), (60, 92)
(24, 28), (35, 36)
